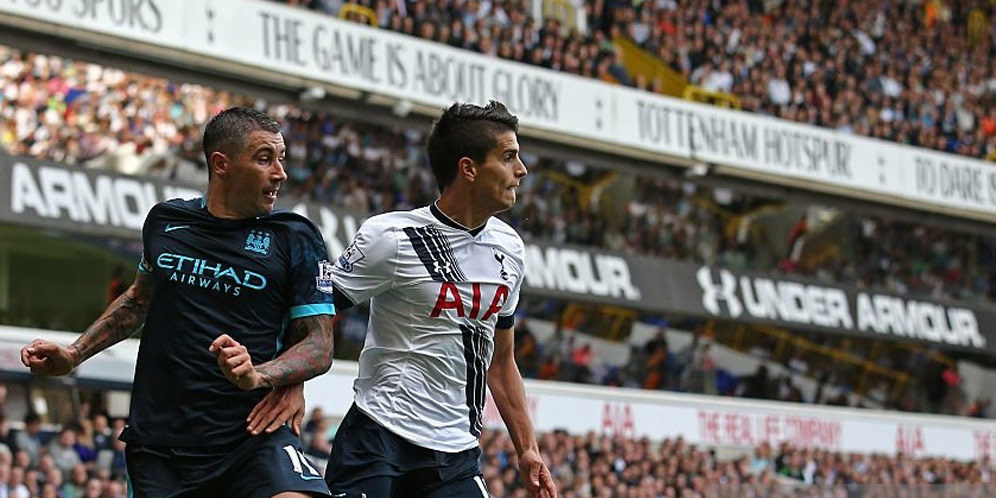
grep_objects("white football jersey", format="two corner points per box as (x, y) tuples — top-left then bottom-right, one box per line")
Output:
(331, 203), (524, 452)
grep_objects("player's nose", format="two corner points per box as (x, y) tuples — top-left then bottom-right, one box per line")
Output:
(515, 157), (528, 178)
(271, 159), (287, 183)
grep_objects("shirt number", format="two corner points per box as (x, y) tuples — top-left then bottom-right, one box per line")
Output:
(281, 444), (322, 479)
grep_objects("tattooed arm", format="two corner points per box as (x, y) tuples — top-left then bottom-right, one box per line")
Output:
(243, 314), (335, 435)
(21, 269), (154, 376)
(211, 314), (334, 390)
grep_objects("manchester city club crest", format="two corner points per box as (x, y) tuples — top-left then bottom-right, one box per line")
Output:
(316, 260), (335, 294)
(244, 229), (274, 256)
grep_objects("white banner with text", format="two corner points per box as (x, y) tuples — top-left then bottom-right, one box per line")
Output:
(302, 365), (996, 461)
(1, 327), (993, 460)
(2, 0), (996, 218)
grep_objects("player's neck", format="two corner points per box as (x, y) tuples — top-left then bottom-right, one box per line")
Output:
(204, 187), (255, 220)
(435, 194), (489, 230)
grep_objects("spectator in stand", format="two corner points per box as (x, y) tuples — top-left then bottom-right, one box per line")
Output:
(47, 428), (81, 477)
(740, 364), (775, 401)
(13, 413), (41, 468)
(82, 478), (102, 498)
(537, 354), (560, 381)
(106, 429), (127, 480)
(969, 398), (992, 418)
(514, 323), (540, 379)
(643, 340), (671, 390)
(302, 407), (326, 440)
(0, 415), (13, 455)
(90, 413), (111, 453)
(105, 265), (126, 306)
(304, 417), (333, 459)
(62, 464), (88, 498)
(8, 465), (28, 498)
(780, 214), (809, 272)
(569, 343), (594, 383)
(71, 421), (96, 467)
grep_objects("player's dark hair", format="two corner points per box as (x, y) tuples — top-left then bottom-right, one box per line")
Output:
(426, 101), (519, 192)
(202, 107), (281, 177)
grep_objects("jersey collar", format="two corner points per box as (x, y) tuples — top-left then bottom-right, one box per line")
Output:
(200, 195), (268, 220)
(430, 201), (486, 237)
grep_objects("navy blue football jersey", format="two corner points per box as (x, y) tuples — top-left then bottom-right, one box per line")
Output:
(119, 197), (335, 447)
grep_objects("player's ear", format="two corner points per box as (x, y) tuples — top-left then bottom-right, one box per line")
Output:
(457, 156), (477, 183)
(209, 151), (229, 178)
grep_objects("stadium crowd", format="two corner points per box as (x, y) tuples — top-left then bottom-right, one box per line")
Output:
(509, 320), (992, 419)
(474, 428), (996, 497)
(4, 44), (995, 306)
(0, 394), (991, 498)
(0, 405), (128, 498)
(283, 0), (996, 161)
(618, 0), (996, 161)
(295, 418), (996, 497)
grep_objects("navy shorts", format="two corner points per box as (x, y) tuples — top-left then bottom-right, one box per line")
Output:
(324, 405), (489, 498)
(126, 426), (330, 498)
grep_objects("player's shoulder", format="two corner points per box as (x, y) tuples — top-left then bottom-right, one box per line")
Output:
(148, 197), (204, 220)
(485, 218), (525, 256)
(159, 196), (203, 211)
(360, 209), (427, 235)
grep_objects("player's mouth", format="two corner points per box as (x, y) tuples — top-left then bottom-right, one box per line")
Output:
(263, 186), (280, 203)
(507, 183), (519, 192)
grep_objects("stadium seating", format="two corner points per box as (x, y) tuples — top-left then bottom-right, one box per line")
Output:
(278, 0), (996, 161)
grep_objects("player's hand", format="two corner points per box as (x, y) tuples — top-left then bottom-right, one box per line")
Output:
(21, 339), (77, 376)
(518, 448), (557, 498)
(247, 383), (305, 436)
(209, 334), (265, 391)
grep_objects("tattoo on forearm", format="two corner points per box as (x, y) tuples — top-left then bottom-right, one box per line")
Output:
(281, 314), (310, 351)
(71, 285), (150, 366)
(256, 315), (334, 387)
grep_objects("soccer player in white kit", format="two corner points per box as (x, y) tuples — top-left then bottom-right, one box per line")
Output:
(323, 101), (557, 498)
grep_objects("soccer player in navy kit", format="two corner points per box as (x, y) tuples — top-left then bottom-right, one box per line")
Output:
(21, 107), (336, 498)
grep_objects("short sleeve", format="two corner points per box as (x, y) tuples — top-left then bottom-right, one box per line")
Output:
(496, 243), (525, 329)
(288, 223), (336, 319)
(330, 216), (398, 304)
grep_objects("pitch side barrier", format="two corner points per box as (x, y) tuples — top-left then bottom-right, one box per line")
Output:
(2, 327), (995, 461)
(1, 0), (996, 222)
(4, 158), (996, 356)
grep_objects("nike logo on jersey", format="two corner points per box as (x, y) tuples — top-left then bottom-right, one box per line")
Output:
(164, 224), (190, 232)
